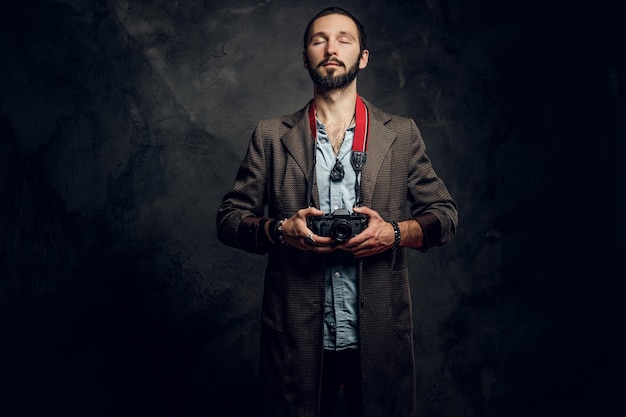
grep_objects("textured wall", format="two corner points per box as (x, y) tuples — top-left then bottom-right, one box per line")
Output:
(0, 0), (621, 416)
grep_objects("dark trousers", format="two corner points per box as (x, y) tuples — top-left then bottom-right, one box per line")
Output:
(319, 349), (365, 417)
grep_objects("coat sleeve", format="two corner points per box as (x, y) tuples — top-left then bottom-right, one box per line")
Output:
(406, 118), (458, 250)
(216, 121), (270, 254)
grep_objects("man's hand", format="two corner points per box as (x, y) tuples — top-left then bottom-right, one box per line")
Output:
(280, 207), (336, 253)
(335, 206), (395, 257)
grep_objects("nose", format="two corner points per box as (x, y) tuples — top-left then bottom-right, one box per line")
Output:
(325, 40), (338, 56)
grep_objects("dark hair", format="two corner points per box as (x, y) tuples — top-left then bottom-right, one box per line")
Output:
(302, 7), (367, 53)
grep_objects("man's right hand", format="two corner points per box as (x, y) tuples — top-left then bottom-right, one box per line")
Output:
(279, 207), (336, 252)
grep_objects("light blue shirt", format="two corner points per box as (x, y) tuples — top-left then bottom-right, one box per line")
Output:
(315, 119), (359, 351)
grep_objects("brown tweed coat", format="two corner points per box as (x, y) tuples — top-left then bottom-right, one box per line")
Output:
(217, 99), (457, 417)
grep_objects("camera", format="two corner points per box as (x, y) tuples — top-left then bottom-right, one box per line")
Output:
(307, 209), (368, 242)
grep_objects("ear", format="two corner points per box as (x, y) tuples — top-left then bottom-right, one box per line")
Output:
(358, 49), (369, 70)
(303, 51), (310, 69)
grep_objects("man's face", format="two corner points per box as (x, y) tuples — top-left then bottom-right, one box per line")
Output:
(304, 13), (369, 90)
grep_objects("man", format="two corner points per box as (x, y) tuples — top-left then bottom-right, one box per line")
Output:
(217, 7), (457, 417)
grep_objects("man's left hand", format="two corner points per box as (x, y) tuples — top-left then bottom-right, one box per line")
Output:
(335, 206), (395, 258)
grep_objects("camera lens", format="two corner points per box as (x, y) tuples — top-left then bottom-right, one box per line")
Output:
(331, 221), (353, 242)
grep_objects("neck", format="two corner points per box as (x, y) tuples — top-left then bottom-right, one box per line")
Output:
(312, 82), (358, 124)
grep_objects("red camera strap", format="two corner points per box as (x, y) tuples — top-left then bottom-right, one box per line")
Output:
(308, 95), (369, 152)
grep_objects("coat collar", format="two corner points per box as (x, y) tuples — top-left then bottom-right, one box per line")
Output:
(279, 98), (397, 209)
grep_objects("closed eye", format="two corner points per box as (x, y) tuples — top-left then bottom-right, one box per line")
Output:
(310, 34), (328, 46)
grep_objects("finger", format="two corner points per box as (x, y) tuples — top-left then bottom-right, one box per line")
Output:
(303, 233), (318, 246)
(335, 238), (361, 254)
(314, 235), (335, 246)
(312, 245), (335, 254)
(308, 207), (325, 216)
(336, 236), (360, 250)
(349, 243), (367, 256)
(352, 205), (373, 216)
(302, 232), (334, 248)
(299, 206), (324, 217)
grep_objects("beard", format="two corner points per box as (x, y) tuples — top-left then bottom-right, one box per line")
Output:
(307, 57), (360, 90)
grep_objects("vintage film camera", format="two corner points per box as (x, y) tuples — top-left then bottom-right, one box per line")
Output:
(307, 209), (368, 243)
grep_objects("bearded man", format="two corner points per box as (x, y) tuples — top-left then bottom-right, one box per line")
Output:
(217, 7), (457, 417)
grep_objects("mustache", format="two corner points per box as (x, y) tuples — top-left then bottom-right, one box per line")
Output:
(318, 57), (345, 68)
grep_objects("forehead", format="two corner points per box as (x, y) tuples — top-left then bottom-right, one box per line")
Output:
(309, 13), (358, 38)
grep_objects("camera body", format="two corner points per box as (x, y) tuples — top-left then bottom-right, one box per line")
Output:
(307, 209), (368, 242)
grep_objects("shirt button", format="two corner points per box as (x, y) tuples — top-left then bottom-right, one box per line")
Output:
(334, 271), (341, 278)
(332, 204), (339, 211)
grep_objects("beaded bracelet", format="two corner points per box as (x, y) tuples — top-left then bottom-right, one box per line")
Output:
(275, 218), (287, 246)
(390, 221), (401, 248)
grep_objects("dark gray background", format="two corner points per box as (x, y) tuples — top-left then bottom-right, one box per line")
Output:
(0, 0), (622, 416)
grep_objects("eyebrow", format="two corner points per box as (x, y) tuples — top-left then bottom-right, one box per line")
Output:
(310, 30), (356, 40)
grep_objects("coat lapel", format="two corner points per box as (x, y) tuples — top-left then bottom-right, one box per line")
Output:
(280, 104), (320, 207)
(361, 103), (396, 207)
